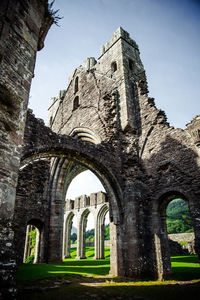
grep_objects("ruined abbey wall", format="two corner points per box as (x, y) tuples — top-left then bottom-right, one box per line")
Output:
(46, 28), (200, 279)
(0, 0), (53, 298)
(14, 159), (50, 263)
(15, 27), (200, 281)
(0, 6), (200, 296)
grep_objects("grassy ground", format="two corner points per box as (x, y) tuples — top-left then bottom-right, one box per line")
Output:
(17, 247), (200, 300)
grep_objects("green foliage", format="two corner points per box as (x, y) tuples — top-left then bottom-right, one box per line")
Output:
(85, 228), (94, 243)
(70, 233), (77, 244)
(48, 1), (62, 26)
(24, 255), (34, 264)
(28, 228), (37, 249)
(104, 224), (110, 240)
(166, 199), (194, 234)
(74, 225), (110, 243)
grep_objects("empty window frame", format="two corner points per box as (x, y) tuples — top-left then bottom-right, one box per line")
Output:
(73, 96), (79, 111)
(111, 61), (117, 73)
(74, 76), (79, 93)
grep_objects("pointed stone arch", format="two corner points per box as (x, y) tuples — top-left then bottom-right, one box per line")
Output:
(152, 190), (195, 280)
(63, 211), (75, 258)
(94, 203), (109, 259)
(24, 219), (44, 264)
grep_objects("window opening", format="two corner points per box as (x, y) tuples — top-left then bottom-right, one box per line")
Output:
(73, 96), (79, 111)
(75, 76), (79, 93)
(111, 61), (117, 73)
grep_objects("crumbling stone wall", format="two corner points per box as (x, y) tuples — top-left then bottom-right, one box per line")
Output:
(0, 0), (52, 298)
(14, 159), (50, 263)
(46, 27), (200, 280)
(11, 26), (200, 283)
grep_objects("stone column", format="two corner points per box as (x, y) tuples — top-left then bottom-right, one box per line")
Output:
(94, 218), (100, 259)
(23, 225), (31, 262)
(47, 195), (64, 263)
(152, 209), (172, 280)
(76, 214), (87, 259)
(109, 222), (122, 276)
(189, 201), (200, 260)
(76, 216), (82, 259)
(95, 211), (106, 259)
(33, 229), (40, 264)
(63, 214), (73, 258)
(116, 181), (159, 279)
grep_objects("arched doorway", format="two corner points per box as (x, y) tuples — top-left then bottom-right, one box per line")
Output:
(154, 191), (195, 280)
(23, 219), (44, 264)
(21, 145), (123, 276)
(63, 170), (109, 261)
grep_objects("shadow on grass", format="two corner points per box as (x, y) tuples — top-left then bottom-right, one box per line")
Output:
(17, 276), (200, 300)
(171, 255), (200, 281)
(17, 259), (110, 282)
(17, 253), (200, 284)
(171, 255), (200, 263)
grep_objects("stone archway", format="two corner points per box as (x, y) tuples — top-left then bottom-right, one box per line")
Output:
(48, 156), (122, 276)
(23, 219), (44, 264)
(20, 140), (124, 276)
(153, 190), (196, 280)
(63, 190), (109, 261)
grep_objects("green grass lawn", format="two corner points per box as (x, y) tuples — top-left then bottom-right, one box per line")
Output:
(17, 247), (200, 283)
(17, 247), (110, 282)
(171, 255), (200, 280)
(17, 248), (200, 300)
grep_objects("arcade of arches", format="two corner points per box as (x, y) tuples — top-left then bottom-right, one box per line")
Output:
(1, 4), (200, 297)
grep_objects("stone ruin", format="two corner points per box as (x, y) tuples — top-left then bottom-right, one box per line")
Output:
(0, 1), (200, 298)
(64, 191), (109, 260)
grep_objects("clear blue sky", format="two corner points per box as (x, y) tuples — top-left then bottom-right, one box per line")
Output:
(29, 0), (200, 204)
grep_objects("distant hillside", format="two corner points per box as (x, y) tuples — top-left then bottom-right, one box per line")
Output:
(70, 201), (193, 240)
(166, 199), (193, 234)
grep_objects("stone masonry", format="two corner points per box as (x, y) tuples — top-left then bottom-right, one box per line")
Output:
(1, 12), (200, 296)
(0, 0), (53, 298)
(44, 27), (200, 280)
(14, 27), (200, 281)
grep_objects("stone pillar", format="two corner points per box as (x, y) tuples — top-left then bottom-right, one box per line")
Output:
(94, 218), (100, 259)
(94, 204), (108, 259)
(153, 211), (172, 280)
(109, 222), (122, 276)
(63, 214), (73, 258)
(23, 225), (31, 262)
(116, 181), (159, 279)
(0, 0), (52, 297)
(76, 213), (88, 259)
(47, 195), (64, 263)
(33, 229), (40, 264)
(189, 201), (200, 260)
